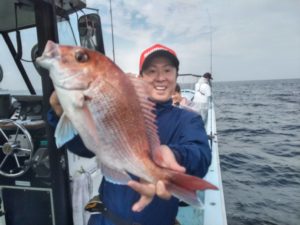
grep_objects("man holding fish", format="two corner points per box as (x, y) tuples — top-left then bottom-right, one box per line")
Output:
(40, 42), (214, 225)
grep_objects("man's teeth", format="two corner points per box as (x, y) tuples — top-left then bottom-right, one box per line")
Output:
(155, 86), (166, 90)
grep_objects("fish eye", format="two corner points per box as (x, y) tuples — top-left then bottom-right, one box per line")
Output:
(75, 50), (89, 63)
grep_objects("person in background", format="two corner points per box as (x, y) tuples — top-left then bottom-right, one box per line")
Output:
(172, 83), (189, 106)
(193, 72), (213, 125)
(203, 72), (213, 87)
(49, 44), (212, 225)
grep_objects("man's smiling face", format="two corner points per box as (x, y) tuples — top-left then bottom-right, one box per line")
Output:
(140, 56), (177, 102)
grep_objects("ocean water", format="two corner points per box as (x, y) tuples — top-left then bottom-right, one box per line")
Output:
(213, 79), (300, 225)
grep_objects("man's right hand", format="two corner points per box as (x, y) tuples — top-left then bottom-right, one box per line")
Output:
(50, 91), (63, 116)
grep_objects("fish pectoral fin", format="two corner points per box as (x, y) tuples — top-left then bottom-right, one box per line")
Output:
(72, 92), (85, 108)
(55, 113), (78, 148)
(101, 164), (131, 185)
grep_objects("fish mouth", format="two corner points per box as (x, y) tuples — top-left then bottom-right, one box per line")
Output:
(56, 71), (92, 91)
(36, 40), (60, 68)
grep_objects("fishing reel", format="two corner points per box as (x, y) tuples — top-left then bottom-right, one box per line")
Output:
(0, 119), (33, 177)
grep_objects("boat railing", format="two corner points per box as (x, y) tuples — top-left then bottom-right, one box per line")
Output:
(177, 87), (228, 225)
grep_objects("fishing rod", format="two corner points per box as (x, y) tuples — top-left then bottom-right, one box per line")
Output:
(209, 83), (213, 147)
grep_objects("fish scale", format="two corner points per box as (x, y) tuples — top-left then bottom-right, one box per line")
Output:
(87, 79), (150, 181)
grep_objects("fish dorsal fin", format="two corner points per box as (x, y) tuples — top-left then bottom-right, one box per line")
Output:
(55, 113), (78, 148)
(128, 76), (161, 157)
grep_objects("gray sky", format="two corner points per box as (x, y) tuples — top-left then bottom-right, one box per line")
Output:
(1, 0), (299, 91)
(88, 0), (300, 81)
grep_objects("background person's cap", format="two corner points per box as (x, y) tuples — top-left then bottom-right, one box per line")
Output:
(203, 72), (213, 80)
(139, 44), (179, 73)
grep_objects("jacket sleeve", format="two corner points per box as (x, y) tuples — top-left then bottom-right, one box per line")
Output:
(47, 109), (95, 158)
(65, 135), (95, 158)
(169, 114), (212, 178)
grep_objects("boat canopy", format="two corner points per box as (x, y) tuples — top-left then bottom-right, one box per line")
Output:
(0, 0), (86, 33)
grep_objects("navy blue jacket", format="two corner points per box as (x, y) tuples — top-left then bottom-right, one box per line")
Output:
(49, 99), (211, 225)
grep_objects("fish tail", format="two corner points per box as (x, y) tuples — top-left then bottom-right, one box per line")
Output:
(167, 170), (218, 207)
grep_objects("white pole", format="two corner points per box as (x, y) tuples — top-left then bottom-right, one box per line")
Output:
(207, 10), (213, 74)
(109, 0), (116, 62)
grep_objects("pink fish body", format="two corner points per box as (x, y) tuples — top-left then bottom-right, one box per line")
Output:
(37, 40), (217, 206)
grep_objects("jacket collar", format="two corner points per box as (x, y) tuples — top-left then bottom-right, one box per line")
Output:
(155, 99), (173, 114)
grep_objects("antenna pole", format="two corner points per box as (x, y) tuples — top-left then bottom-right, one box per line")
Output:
(109, 0), (116, 62)
(207, 10), (213, 74)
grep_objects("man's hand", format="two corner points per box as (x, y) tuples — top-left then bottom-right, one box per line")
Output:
(127, 180), (156, 212)
(127, 145), (185, 212)
(50, 91), (63, 116)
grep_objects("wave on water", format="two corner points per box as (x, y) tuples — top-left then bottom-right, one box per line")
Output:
(281, 124), (300, 131)
(219, 128), (276, 136)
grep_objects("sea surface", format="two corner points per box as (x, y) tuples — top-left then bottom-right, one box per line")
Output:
(213, 79), (300, 225)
